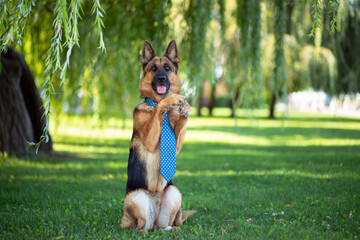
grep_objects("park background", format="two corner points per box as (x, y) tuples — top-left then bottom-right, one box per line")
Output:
(1, 0), (359, 239)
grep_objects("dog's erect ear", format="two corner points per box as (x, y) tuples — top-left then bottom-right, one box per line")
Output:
(141, 40), (156, 66)
(164, 40), (179, 65)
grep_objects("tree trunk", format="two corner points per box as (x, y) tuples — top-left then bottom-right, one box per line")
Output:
(229, 86), (240, 118)
(208, 82), (217, 116)
(196, 84), (203, 117)
(286, 0), (295, 35)
(0, 48), (54, 156)
(269, 93), (276, 119)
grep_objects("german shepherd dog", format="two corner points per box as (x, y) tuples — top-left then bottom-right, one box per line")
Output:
(120, 40), (195, 233)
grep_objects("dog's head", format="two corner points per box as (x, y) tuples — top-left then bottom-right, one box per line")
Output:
(139, 40), (180, 102)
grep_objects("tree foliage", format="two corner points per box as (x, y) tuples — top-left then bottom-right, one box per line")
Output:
(273, 0), (288, 98)
(334, 0), (360, 94)
(236, 0), (263, 111)
(183, 0), (214, 103)
(306, 0), (341, 38)
(0, 0), (353, 147)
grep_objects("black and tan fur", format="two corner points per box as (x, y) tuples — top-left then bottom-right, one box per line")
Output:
(120, 40), (195, 233)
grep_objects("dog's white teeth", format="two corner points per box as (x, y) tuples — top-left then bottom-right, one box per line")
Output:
(163, 226), (172, 231)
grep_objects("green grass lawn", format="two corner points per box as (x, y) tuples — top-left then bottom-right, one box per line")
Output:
(1, 109), (359, 239)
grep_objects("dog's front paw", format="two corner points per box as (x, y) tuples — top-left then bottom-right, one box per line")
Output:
(163, 226), (172, 231)
(163, 226), (181, 232)
(179, 102), (191, 117)
(162, 94), (186, 108)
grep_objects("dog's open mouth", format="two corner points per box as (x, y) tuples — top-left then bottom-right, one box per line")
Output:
(151, 75), (170, 95)
(157, 85), (167, 94)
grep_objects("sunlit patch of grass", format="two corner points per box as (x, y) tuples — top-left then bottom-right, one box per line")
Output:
(175, 169), (360, 180)
(1, 109), (360, 239)
(55, 142), (128, 155)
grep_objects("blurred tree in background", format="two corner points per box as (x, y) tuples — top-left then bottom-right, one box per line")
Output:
(1, 0), (358, 153)
(335, 0), (360, 94)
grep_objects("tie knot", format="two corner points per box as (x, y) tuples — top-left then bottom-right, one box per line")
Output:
(144, 98), (157, 107)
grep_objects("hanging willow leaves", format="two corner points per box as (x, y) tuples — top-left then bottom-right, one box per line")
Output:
(1, 0), (171, 150)
(334, 0), (360, 94)
(58, 0), (172, 117)
(217, 0), (226, 44)
(91, 0), (106, 52)
(236, 0), (263, 114)
(1, 0), (107, 150)
(269, 0), (288, 119)
(0, 0), (35, 53)
(303, 0), (341, 37)
(184, 0), (214, 99)
(60, 0), (83, 81)
(274, 0), (287, 91)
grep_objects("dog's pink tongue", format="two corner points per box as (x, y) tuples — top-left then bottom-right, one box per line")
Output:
(157, 85), (167, 94)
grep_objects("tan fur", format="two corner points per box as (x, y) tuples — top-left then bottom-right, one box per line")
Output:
(121, 189), (162, 233)
(174, 208), (183, 226)
(121, 40), (195, 233)
(156, 185), (182, 228)
(181, 210), (197, 222)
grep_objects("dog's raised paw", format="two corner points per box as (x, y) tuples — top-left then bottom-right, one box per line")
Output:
(179, 108), (189, 117)
(179, 102), (191, 117)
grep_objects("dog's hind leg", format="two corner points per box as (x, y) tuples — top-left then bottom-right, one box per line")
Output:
(156, 185), (182, 229)
(121, 190), (157, 233)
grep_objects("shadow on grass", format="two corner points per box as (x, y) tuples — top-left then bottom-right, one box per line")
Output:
(197, 114), (360, 123)
(187, 125), (360, 140)
(284, 116), (360, 123)
(3, 139), (358, 185)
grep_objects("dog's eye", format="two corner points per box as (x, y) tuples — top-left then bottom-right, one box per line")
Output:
(151, 66), (157, 72)
(164, 65), (171, 72)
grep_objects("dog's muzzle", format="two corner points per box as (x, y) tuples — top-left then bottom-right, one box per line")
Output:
(152, 69), (170, 95)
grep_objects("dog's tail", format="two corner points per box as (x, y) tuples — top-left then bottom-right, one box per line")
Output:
(174, 210), (196, 226)
(182, 210), (197, 222)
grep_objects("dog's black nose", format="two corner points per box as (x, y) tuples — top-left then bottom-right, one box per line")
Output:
(157, 75), (166, 83)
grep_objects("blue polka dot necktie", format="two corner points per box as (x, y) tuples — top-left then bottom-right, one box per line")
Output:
(144, 98), (176, 182)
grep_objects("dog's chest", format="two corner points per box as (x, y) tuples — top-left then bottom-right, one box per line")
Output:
(138, 144), (168, 192)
